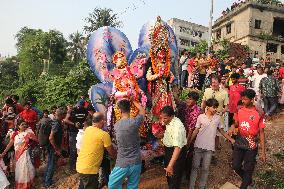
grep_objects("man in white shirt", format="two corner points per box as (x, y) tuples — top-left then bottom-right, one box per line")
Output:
(159, 106), (187, 189)
(180, 50), (189, 88)
(251, 67), (267, 109)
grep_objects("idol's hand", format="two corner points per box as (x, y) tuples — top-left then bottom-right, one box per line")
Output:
(169, 76), (174, 84)
(141, 95), (147, 107)
(126, 90), (132, 97)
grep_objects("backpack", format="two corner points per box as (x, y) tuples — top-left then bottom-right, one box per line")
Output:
(37, 118), (52, 146)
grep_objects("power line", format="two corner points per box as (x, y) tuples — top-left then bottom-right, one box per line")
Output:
(118, 0), (147, 15)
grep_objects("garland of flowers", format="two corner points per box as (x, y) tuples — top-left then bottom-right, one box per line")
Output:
(114, 72), (140, 94)
(149, 47), (171, 77)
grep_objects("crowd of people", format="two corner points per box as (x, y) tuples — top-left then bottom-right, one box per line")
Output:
(179, 50), (284, 120)
(0, 51), (283, 189)
(220, 0), (284, 18)
(0, 95), (93, 189)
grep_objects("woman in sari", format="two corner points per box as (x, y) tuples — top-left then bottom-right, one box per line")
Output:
(0, 118), (38, 189)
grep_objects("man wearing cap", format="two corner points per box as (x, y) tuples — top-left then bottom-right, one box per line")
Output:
(64, 100), (88, 172)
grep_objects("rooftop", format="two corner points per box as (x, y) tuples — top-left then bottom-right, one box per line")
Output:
(168, 18), (208, 30)
(214, 0), (284, 28)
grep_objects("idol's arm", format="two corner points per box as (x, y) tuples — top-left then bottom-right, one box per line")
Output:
(169, 71), (175, 83)
(146, 68), (160, 81)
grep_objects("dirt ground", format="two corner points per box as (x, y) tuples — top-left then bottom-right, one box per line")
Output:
(28, 113), (284, 189)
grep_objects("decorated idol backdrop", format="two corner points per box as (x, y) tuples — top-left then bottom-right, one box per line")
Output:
(87, 17), (179, 124)
(87, 26), (133, 83)
(137, 18), (179, 79)
(87, 26), (132, 114)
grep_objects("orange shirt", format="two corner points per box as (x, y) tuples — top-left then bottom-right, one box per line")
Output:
(235, 106), (265, 137)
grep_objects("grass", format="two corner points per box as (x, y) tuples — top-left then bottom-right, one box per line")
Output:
(273, 151), (284, 160)
(257, 169), (284, 189)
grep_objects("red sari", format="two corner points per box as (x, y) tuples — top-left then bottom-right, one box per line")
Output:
(13, 129), (38, 189)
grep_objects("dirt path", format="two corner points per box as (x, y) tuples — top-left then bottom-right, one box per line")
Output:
(32, 114), (284, 189)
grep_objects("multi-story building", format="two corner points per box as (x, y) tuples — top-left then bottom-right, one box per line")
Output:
(212, 0), (284, 62)
(167, 18), (209, 53)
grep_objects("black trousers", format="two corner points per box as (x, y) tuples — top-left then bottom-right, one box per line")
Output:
(198, 74), (206, 90)
(263, 96), (278, 116)
(79, 173), (99, 189)
(164, 146), (186, 189)
(101, 151), (111, 184)
(185, 143), (194, 180)
(232, 147), (257, 189)
(228, 112), (235, 127)
(181, 70), (188, 88)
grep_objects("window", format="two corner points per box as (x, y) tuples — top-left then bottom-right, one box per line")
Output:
(179, 26), (191, 34)
(255, 20), (261, 29)
(266, 43), (278, 53)
(216, 29), (221, 39)
(226, 24), (232, 34)
(281, 45), (284, 54)
(273, 18), (284, 38)
(179, 38), (191, 47)
(191, 41), (197, 47)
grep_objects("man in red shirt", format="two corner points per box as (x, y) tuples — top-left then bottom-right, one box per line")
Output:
(11, 95), (24, 114)
(230, 89), (266, 189)
(19, 102), (38, 132)
(279, 64), (284, 79)
(228, 73), (246, 127)
(187, 57), (196, 88)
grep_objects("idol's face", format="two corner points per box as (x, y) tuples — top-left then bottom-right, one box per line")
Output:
(116, 55), (127, 68)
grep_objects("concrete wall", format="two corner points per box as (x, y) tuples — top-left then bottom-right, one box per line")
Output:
(250, 7), (274, 36)
(212, 2), (284, 62)
(168, 18), (209, 51)
(234, 8), (251, 40)
(213, 8), (251, 41)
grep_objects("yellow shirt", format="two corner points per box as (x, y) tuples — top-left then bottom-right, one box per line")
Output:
(202, 88), (229, 113)
(76, 127), (112, 174)
(162, 117), (187, 148)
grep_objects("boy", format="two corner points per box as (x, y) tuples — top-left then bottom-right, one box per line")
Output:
(188, 98), (235, 189)
(231, 89), (266, 189)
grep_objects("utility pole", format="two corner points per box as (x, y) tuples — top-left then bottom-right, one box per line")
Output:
(208, 0), (214, 55)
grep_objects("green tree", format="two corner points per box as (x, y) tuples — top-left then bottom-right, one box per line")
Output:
(215, 39), (230, 60)
(189, 40), (208, 55)
(39, 60), (98, 109)
(83, 7), (122, 37)
(68, 31), (86, 63)
(0, 57), (20, 102)
(15, 27), (68, 81)
(47, 30), (68, 65)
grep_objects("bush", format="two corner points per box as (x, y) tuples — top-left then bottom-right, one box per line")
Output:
(15, 60), (98, 110)
(258, 169), (284, 189)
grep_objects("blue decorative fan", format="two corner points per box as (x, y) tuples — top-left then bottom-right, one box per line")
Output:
(87, 19), (179, 112)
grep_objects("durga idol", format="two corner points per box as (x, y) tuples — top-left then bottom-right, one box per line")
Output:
(146, 17), (176, 120)
(107, 51), (148, 137)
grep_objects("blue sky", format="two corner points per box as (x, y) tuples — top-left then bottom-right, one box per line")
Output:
(0, 0), (240, 56)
